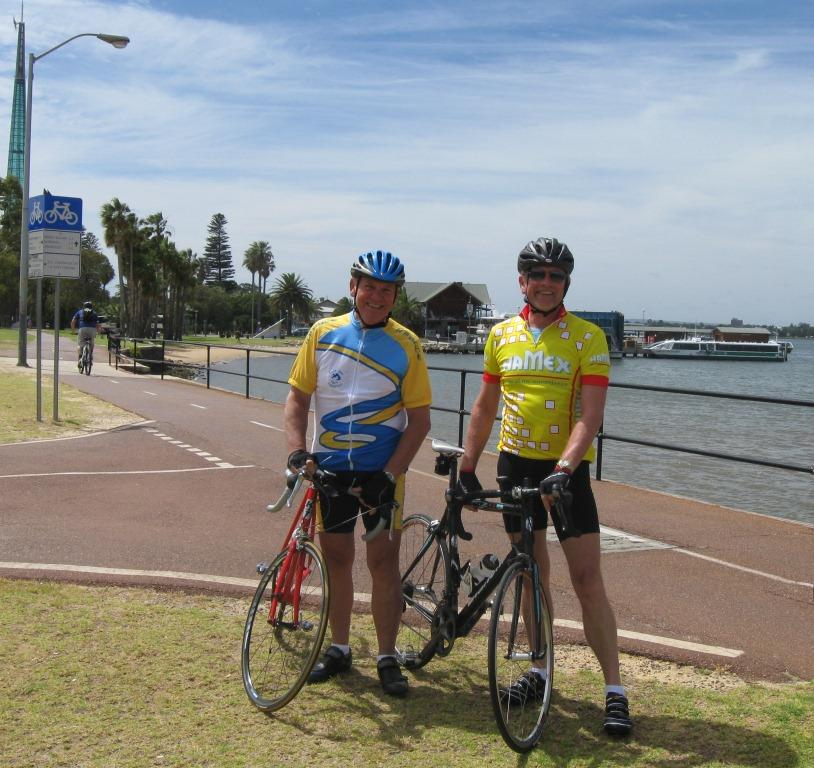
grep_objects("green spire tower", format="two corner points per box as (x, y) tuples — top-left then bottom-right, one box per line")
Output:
(7, 15), (25, 181)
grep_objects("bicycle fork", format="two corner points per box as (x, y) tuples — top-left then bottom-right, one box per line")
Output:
(504, 559), (547, 663)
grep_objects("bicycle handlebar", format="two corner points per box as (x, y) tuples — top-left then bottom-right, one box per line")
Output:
(266, 467), (390, 541)
(453, 483), (580, 538)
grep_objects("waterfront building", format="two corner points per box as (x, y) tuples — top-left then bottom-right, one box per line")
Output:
(404, 281), (492, 339)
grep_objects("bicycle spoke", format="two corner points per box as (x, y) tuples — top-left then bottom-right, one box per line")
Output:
(488, 561), (553, 753)
(396, 515), (448, 669)
(242, 542), (329, 711)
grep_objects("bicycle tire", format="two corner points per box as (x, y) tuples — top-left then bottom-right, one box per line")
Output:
(395, 514), (449, 670)
(241, 540), (329, 712)
(488, 558), (553, 753)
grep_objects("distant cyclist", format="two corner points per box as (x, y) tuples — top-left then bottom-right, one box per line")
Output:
(71, 301), (101, 371)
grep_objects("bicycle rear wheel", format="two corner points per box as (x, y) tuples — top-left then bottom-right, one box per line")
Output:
(395, 514), (449, 670)
(488, 559), (553, 753)
(242, 540), (329, 711)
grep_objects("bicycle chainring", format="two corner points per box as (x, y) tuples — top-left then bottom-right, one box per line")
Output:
(432, 605), (457, 657)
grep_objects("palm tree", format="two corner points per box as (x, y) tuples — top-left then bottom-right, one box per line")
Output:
(332, 296), (353, 316)
(269, 272), (314, 335)
(100, 198), (136, 332)
(392, 289), (424, 335)
(257, 242), (274, 329)
(243, 241), (268, 333)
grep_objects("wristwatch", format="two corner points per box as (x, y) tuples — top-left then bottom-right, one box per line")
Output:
(554, 459), (573, 475)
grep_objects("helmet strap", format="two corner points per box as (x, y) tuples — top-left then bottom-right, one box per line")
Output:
(524, 295), (563, 318)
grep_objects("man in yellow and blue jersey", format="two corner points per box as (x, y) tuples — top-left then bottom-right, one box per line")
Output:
(459, 237), (632, 735)
(284, 250), (431, 697)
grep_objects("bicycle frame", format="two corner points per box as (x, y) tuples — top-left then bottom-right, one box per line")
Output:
(402, 441), (546, 659)
(265, 482), (319, 630)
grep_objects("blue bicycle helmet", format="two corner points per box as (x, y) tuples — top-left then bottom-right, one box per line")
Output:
(350, 250), (406, 285)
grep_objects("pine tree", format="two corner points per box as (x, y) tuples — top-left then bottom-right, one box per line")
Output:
(203, 213), (234, 285)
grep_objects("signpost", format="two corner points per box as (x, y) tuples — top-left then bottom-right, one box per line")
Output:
(27, 193), (83, 422)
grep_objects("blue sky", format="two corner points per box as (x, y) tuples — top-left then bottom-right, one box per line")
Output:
(2, 0), (813, 325)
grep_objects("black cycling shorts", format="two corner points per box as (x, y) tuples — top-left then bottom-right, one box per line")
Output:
(315, 470), (405, 535)
(496, 452), (599, 541)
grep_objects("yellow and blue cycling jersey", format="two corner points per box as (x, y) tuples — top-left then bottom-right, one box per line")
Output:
(288, 312), (432, 471)
(483, 305), (610, 462)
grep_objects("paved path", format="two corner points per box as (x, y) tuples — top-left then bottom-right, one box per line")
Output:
(1, 344), (812, 683)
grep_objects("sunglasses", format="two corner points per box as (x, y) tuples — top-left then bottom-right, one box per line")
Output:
(526, 269), (567, 283)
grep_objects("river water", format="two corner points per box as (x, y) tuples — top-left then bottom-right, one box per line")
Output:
(202, 338), (814, 525)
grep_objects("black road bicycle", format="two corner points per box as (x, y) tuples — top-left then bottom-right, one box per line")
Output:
(397, 439), (572, 753)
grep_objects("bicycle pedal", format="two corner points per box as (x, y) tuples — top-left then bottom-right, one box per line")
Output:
(256, 562), (269, 574)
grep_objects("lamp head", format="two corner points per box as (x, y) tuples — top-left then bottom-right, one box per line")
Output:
(97, 34), (130, 49)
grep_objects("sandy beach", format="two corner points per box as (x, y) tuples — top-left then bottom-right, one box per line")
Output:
(163, 341), (300, 365)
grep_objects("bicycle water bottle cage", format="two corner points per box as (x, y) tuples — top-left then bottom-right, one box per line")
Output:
(434, 454), (452, 476)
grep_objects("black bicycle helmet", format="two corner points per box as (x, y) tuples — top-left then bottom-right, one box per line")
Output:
(350, 250), (406, 285)
(517, 237), (574, 275)
(83, 301), (93, 309)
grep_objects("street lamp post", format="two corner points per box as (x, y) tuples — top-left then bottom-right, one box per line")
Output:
(17, 32), (130, 367)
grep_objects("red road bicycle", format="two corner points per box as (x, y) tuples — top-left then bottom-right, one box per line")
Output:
(241, 467), (388, 712)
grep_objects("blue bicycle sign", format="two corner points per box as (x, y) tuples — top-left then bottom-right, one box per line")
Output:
(28, 194), (83, 232)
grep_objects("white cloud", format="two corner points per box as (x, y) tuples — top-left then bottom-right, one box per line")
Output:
(2, 0), (812, 324)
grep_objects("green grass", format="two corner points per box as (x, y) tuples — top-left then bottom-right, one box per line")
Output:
(0, 344), (139, 443)
(1, 579), (811, 768)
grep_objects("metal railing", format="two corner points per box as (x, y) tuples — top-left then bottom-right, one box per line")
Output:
(109, 338), (814, 479)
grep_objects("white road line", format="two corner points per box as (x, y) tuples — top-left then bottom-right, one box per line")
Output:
(0, 561), (744, 659)
(405, 472), (808, 589)
(250, 420), (283, 432)
(143, 391), (158, 396)
(673, 547), (813, 589)
(190, 404), (206, 410)
(0, 466), (254, 479)
(553, 618), (742, 658)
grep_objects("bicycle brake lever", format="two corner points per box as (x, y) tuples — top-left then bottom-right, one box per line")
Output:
(361, 512), (388, 542)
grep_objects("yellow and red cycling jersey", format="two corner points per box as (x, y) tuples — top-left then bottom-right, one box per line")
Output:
(483, 306), (610, 461)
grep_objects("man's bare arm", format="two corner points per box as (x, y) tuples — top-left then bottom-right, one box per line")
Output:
(384, 405), (431, 477)
(461, 380), (501, 471)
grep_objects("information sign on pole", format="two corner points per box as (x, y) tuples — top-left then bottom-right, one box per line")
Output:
(27, 194), (83, 279)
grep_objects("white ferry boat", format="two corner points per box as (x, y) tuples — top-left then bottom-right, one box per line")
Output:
(643, 338), (788, 361)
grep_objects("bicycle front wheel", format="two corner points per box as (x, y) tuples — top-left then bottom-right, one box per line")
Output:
(241, 540), (329, 712)
(395, 514), (449, 670)
(488, 559), (553, 753)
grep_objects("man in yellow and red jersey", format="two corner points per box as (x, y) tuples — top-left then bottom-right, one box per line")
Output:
(459, 237), (632, 736)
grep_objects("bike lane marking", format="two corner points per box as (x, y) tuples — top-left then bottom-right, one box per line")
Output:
(408, 468), (808, 587)
(0, 466), (254, 479)
(0, 561), (743, 659)
(250, 420), (283, 432)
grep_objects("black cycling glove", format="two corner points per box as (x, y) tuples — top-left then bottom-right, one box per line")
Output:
(456, 470), (483, 501)
(287, 449), (318, 473)
(539, 469), (571, 498)
(360, 471), (396, 510)
(540, 470), (579, 538)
